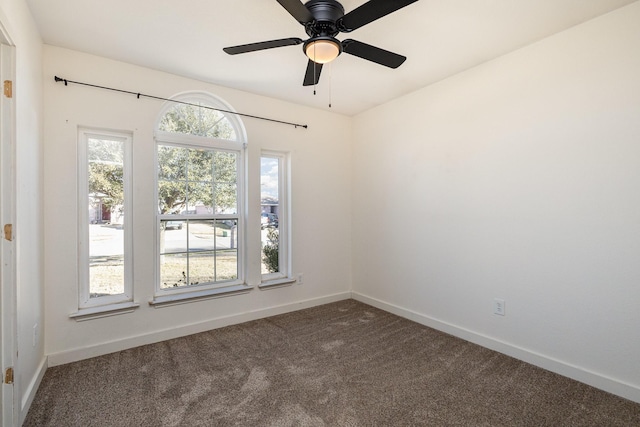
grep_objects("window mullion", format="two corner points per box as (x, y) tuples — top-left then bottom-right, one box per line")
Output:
(213, 219), (218, 282)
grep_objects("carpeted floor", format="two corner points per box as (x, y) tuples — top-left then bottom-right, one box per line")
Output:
(24, 299), (640, 426)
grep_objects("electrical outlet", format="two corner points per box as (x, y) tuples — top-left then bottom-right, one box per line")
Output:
(33, 323), (38, 347)
(297, 273), (304, 285)
(494, 298), (505, 316)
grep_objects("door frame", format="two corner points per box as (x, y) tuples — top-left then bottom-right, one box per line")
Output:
(0, 21), (17, 427)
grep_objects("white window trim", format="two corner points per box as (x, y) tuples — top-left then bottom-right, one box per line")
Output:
(70, 301), (140, 322)
(76, 129), (135, 313)
(261, 150), (292, 284)
(153, 132), (247, 299)
(148, 284), (253, 308)
(258, 277), (296, 290)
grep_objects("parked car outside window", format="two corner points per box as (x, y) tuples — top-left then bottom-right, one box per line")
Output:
(261, 212), (278, 228)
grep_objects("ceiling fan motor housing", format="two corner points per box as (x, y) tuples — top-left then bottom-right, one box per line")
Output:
(302, 0), (345, 62)
(304, 0), (345, 37)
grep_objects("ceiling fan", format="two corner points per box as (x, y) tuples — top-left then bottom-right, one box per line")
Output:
(223, 0), (419, 86)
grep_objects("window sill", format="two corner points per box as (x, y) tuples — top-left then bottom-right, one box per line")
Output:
(259, 277), (296, 290)
(149, 284), (254, 308)
(70, 301), (140, 322)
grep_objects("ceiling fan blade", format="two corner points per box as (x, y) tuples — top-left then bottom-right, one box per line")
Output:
(303, 60), (323, 86)
(338, 0), (419, 32)
(223, 38), (303, 55)
(342, 39), (406, 68)
(277, 0), (314, 24)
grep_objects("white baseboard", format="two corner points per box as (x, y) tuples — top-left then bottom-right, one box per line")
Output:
(19, 356), (48, 426)
(48, 292), (351, 367)
(352, 291), (640, 404)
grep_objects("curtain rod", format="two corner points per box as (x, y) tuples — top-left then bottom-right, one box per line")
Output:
(54, 76), (308, 129)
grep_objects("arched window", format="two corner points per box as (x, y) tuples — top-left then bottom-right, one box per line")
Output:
(152, 92), (247, 303)
(155, 92), (246, 141)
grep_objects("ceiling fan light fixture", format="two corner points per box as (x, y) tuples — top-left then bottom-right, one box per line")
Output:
(304, 37), (341, 64)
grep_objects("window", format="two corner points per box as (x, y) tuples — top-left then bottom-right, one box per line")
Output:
(154, 93), (246, 301)
(77, 129), (133, 310)
(261, 151), (290, 283)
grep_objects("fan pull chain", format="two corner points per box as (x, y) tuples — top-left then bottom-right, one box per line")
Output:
(313, 45), (317, 96)
(328, 62), (332, 108)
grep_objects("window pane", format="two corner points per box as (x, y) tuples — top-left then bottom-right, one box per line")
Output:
(187, 149), (213, 177)
(159, 219), (238, 288)
(158, 145), (188, 214)
(158, 145), (239, 215)
(261, 156), (281, 276)
(158, 145), (187, 180)
(214, 151), (237, 183)
(260, 157), (279, 202)
(158, 103), (237, 140)
(261, 227), (279, 275)
(217, 219), (238, 282)
(215, 183), (237, 214)
(88, 138), (125, 297)
(89, 227), (124, 297)
(160, 254), (188, 289)
(158, 180), (187, 214)
(189, 220), (217, 251)
(189, 252), (216, 285)
(216, 248), (238, 281)
(160, 219), (187, 254)
(187, 182), (213, 213)
(186, 149), (214, 212)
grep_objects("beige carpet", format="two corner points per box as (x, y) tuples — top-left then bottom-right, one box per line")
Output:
(24, 299), (640, 426)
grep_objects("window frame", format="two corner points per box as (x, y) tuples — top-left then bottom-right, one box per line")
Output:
(260, 150), (292, 285)
(154, 131), (246, 298)
(77, 128), (134, 310)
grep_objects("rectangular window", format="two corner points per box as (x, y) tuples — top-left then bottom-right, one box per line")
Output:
(261, 151), (290, 282)
(156, 142), (243, 295)
(78, 129), (133, 308)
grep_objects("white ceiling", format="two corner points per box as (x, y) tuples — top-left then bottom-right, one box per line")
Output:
(26, 0), (637, 116)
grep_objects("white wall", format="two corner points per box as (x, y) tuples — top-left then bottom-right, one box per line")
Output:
(352, 2), (640, 403)
(0, 0), (44, 423)
(43, 46), (352, 364)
